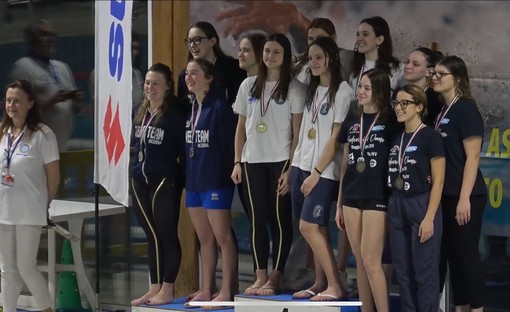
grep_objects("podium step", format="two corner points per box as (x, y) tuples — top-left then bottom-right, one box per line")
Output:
(131, 297), (234, 312)
(234, 293), (361, 312)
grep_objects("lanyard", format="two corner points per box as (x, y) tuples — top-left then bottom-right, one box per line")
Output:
(434, 94), (460, 130)
(139, 107), (159, 147)
(32, 57), (60, 85)
(310, 87), (329, 126)
(260, 81), (279, 119)
(190, 98), (203, 144)
(397, 123), (424, 175)
(359, 112), (380, 156)
(4, 127), (26, 169)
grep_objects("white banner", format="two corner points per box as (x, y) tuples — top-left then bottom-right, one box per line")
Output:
(94, 0), (133, 206)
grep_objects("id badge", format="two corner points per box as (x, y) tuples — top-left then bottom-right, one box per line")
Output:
(1, 173), (15, 186)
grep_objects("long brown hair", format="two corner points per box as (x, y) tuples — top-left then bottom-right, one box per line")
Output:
(133, 63), (175, 126)
(1, 80), (43, 141)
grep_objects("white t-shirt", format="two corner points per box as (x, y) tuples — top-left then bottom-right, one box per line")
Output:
(0, 124), (60, 225)
(233, 76), (306, 163)
(292, 82), (354, 180)
(10, 57), (77, 152)
(349, 60), (405, 96)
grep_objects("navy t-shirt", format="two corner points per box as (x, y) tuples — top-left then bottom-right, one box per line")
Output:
(435, 97), (487, 196)
(339, 112), (395, 201)
(388, 126), (445, 194)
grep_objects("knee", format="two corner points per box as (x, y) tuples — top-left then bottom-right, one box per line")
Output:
(17, 261), (38, 279)
(299, 221), (318, 237)
(361, 255), (382, 277)
(215, 231), (235, 249)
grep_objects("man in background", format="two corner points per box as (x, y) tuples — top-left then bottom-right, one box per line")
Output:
(10, 19), (82, 152)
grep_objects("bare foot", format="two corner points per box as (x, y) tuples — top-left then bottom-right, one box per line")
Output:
(131, 285), (161, 306)
(243, 278), (267, 295)
(211, 290), (233, 302)
(184, 290), (212, 307)
(148, 283), (174, 305)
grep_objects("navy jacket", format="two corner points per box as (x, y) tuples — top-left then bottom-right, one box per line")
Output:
(185, 88), (235, 192)
(132, 98), (186, 188)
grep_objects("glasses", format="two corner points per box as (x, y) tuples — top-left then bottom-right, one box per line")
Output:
(427, 69), (453, 80)
(184, 36), (208, 47)
(391, 99), (418, 110)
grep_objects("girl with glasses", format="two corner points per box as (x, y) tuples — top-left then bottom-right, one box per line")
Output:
(177, 21), (246, 109)
(387, 85), (445, 312)
(433, 55), (487, 312)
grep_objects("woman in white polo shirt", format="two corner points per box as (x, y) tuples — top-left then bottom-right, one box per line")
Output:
(231, 33), (305, 296)
(0, 80), (60, 312)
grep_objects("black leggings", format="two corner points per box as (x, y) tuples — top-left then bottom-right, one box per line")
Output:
(439, 194), (486, 308)
(242, 161), (293, 273)
(132, 178), (182, 284)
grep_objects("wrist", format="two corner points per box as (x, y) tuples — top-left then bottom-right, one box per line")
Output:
(234, 161), (241, 166)
(314, 167), (322, 175)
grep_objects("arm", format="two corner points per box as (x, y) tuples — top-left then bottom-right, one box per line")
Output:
(300, 123), (341, 197)
(231, 114), (247, 184)
(277, 112), (303, 195)
(45, 160), (60, 208)
(419, 156), (445, 242)
(456, 135), (483, 225)
(335, 144), (349, 230)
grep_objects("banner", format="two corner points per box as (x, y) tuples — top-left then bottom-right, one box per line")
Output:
(94, 0), (133, 206)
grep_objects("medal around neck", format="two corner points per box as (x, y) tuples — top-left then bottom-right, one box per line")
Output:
(395, 176), (404, 190)
(256, 120), (268, 133)
(189, 147), (195, 158)
(308, 128), (317, 139)
(356, 157), (366, 173)
(138, 151), (144, 162)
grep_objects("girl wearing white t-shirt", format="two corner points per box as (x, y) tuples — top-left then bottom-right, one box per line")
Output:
(0, 80), (60, 312)
(232, 33), (305, 296)
(349, 16), (405, 96)
(290, 37), (353, 301)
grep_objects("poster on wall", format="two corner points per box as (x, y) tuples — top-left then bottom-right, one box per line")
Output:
(188, 0), (510, 237)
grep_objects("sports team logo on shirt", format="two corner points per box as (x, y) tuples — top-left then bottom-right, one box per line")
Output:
(351, 124), (360, 132)
(440, 118), (450, 125)
(274, 96), (285, 105)
(406, 146), (418, 152)
(19, 144), (30, 153)
(211, 192), (219, 201)
(248, 96), (257, 104)
(185, 120), (191, 128)
(372, 125), (385, 131)
(320, 102), (331, 115)
(313, 205), (323, 218)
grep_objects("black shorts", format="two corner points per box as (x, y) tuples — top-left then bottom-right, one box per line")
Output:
(342, 198), (387, 212)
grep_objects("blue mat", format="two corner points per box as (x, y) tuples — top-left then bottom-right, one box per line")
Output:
(141, 296), (233, 311)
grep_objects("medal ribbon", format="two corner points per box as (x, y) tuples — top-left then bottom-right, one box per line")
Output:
(359, 112), (380, 157)
(139, 107), (160, 149)
(397, 123), (425, 175)
(190, 97), (203, 145)
(310, 88), (329, 126)
(260, 80), (280, 119)
(434, 94), (460, 130)
(4, 126), (26, 170)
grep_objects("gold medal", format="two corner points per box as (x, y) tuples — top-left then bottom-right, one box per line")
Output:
(138, 151), (144, 162)
(356, 157), (366, 173)
(395, 176), (404, 190)
(308, 128), (317, 139)
(256, 121), (268, 133)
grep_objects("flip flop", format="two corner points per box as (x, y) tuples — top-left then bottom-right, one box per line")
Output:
(292, 289), (317, 299)
(310, 293), (342, 302)
(185, 290), (199, 303)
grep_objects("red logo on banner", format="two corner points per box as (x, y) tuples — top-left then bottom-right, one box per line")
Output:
(103, 95), (125, 165)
